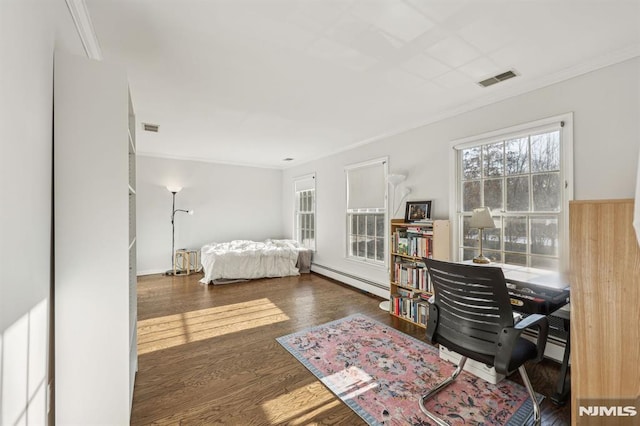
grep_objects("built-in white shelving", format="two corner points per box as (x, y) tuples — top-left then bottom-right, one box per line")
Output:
(54, 51), (137, 424)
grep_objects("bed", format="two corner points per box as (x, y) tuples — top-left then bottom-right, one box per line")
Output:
(199, 239), (312, 284)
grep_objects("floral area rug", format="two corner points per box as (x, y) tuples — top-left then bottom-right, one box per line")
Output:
(276, 314), (539, 425)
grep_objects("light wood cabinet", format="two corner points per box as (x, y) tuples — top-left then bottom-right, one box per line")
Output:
(389, 219), (450, 327)
(569, 199), (640, 423)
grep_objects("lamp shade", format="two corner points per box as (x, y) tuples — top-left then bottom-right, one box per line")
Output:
(387, 174), (407, 186)
(166, 185), (183, 193)
(469, 206), (495, 229)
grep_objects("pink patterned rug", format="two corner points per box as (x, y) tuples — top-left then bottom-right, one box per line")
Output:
(276, 314), (539, 425)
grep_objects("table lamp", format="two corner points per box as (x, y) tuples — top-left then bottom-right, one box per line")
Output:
(470, 206), (495, 264)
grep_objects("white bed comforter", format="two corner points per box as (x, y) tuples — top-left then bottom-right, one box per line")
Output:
(200, 239), (302, 284)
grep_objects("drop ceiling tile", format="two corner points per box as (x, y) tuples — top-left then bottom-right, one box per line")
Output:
(458, 56), (500, 80)
(382, 68), (429, 91)
(400, 53), (450, 80)
(457, 17), (511, 54)
(426, 35), (480, 68)
(325, 14), (402, 60)
(350, 0), (434, 42)
(433, 69), (473, 89)
(86, 0), (640, 168)
(306, 37), (378, 72)
(404, 0), (469, 24)
(293, 0), (355, 28)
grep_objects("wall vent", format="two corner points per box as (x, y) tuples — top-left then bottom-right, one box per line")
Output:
(142, 123), (159, 133)
(478, 70), (518, 88)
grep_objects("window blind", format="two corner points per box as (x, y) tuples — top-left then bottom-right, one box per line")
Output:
(346, 161), (386, 210)
(294, 174), (315, 192)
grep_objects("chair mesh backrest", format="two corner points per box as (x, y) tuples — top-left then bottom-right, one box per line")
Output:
(424, 259), (514, 357)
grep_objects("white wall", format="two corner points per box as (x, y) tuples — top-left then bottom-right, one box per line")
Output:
(282, 57), (640, 296)
(0, 1), (54, 424)
(137, 156), (285, 274)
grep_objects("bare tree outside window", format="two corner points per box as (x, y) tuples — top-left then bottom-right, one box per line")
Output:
(458, 128), (564, 269)
(349, 213), (385, 262)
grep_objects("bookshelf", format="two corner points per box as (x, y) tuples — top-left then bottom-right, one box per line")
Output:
(389, 218), (450, 327)
(54, 51), (137, 423)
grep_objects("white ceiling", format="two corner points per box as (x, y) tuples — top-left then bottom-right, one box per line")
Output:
(80, 0), (640, 168)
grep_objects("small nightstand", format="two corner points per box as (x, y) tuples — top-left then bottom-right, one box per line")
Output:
(174, 249), (200, 276)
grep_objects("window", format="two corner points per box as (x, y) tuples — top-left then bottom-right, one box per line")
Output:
(345, 158), (388, 264)
(454, 114), (573, 271)
(294, 174), (316, 250)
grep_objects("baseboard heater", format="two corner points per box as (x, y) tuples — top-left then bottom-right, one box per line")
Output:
(311, 263), (389, 299)
(311, 263), (568, 363)
(522, 312), (569, 364)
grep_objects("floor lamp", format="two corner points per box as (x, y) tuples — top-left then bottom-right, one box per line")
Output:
(379, 173), (409, 312)
(165, 186), (194, 276)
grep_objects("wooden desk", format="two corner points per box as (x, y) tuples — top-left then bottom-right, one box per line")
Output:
(461, 261), (570, 313)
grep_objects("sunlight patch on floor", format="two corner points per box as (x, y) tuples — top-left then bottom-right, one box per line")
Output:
(321, 365), (377, 400)
(137, 298), (289, 355)
(261, 381), (342, 425)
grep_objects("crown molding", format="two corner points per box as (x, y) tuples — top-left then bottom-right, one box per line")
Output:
(291, 46), (640, 169)
(135, 151), (285, 170)
(65, 0), (102, 60)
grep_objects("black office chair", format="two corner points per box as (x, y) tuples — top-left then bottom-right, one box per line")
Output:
(419, 259), (549, 426)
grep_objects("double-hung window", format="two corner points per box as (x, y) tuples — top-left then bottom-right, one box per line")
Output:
(294, 174), (316, 250)
(345, 158), (388, 264)
(453, 114), (573, 271)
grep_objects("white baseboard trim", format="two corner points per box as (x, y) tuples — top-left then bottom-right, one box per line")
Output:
(311, 263), (389, 300)
(137, 269), (166, 276)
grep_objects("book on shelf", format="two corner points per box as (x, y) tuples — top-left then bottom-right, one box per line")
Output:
(416, 301), (429, 325)
(418, 292), (433, 302)
(393, 259), (432, 292)
(390, 294), (431, 326)
(396, 230), (409, 255)
(389, 218), (449, 328)
(408, 236), (432, 258)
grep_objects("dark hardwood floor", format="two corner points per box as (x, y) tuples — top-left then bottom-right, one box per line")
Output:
(131, 272), (570, 425)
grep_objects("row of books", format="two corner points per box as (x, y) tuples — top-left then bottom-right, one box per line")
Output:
(393, 260), (433, 292)
(390, 290), (431, 325)
(392, 229), (434, 258)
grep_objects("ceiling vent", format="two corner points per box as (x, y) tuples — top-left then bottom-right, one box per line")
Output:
(478, 70), (518, 88)
(142, 123), (159, 133)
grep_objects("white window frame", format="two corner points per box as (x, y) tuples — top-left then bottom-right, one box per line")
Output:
(293, 173), (316, 251)
(345, 157), (389, 267)
(449, 113), (574, 272)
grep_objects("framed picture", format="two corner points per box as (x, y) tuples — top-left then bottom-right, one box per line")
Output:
(404, 201), (432, 223)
